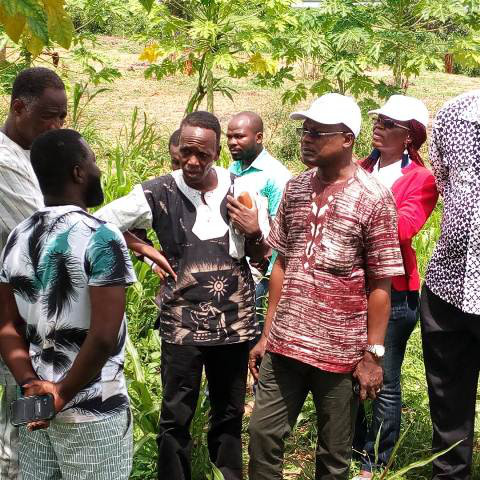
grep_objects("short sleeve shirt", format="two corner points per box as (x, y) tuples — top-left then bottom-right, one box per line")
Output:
(230, 149), (292, 275)
(229, 149), (292, 218)
(0, 205), (136, 423)
(267, 167), (404, 373)
(426, 91), (480, 314)
(96, 167), (257, 346)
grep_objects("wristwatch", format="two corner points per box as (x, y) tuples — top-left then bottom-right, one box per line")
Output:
(366, 344), (385, 358)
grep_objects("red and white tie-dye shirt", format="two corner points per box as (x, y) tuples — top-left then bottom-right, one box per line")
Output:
(267, 167), (404, 373)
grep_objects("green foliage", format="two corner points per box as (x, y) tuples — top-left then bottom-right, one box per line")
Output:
(66, 0), (154, 36)
(278, 4), (397, 105)
(359, 0), (480, 88)
(0, 0), (74, 55)
(138, 0), (295, 113)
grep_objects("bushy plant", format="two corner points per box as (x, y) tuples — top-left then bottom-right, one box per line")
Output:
(66, 0), (154, 36)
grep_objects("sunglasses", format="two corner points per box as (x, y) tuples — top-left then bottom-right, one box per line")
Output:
(296, 128), (351, 139)
(372, 115), (410, 131)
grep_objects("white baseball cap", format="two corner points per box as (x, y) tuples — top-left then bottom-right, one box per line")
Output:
(369, 95), (429, 128)
(290, 93), (362, 137)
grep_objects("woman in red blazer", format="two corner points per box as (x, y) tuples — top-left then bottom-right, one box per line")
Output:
(353, 95), (439, 479)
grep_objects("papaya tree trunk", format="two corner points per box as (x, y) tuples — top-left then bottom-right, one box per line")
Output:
(206, 67), (214, 113)
(444, 53), (453, 74)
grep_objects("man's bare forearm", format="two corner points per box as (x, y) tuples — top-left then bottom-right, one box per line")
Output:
(366, 277), (391, 345)
(0, 284), (38, 385)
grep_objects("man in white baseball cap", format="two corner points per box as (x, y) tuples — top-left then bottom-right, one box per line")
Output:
(248, 93), (404, 480)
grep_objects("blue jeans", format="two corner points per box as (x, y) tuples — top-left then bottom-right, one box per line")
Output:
(353, 290), (419, 472)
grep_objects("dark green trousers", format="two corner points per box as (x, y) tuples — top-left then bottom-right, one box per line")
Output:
(248, 352), (358, 480)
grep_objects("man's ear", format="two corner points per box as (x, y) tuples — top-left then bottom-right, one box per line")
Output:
(11, 98), (26, 116)
(217, 144), (222, 156)
(256, 132), (264, 144)
(343, 133), (355, 149)
(72, 164), (86, 185)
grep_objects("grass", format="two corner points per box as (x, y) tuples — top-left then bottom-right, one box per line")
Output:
(2, 35), (479, 479)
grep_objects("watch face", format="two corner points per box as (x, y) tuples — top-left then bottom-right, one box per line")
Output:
(375, 345), (385, 357)
(368, 344), (385, 357)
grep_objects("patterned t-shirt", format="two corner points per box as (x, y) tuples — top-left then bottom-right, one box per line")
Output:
(0, 206), (136, 423)
(267, 167), (404, 373)
(426, 90), (480, 314)
(96, 167), (257, 346)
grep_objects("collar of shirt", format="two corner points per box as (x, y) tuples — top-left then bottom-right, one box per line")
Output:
(372, 157), (408, 190)
(230, 148), (271, 176)
(0, 131), (30, 160)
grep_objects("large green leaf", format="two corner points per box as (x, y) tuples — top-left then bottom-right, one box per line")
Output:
(7, 0), (48, 43)
(0, 7), (26, 43)
(138, 0), (155, 13)
(44, 0), (74, 49)
(0, 0), (73, 52)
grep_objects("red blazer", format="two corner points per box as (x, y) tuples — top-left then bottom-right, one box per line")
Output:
(361, 160), (438, 292)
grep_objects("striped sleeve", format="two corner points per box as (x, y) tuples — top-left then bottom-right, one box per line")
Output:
(364, 194), (405, 279)
(267, 189), (288, 256)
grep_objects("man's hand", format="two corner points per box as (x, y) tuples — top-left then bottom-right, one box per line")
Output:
(123, 231), (177, 281)
(145, 248), (176, 281)
(22, 380), (69, 431)
(353, 351), (384, 401)
(249, 336), (268, 381)
(226, 195), (261, 239)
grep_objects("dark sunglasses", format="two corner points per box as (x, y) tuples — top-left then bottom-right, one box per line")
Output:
(372, 115), (410, 131)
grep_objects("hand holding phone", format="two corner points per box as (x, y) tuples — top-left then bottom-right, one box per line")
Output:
(17, 379), (70, 431)
(10, 394), (55, 427)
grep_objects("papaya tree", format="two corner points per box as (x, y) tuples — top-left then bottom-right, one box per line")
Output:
(138, 0), (295, 114)
(277, 3), (398, 109)
(362, 0), (480, 88)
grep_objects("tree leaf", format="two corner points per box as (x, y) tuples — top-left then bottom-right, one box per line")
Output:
(248, 52), (277, 75)
(22, 25), (44, 56)
(0, 6), (26, 43)
(7, 0), (49, 44)
(43, 0), (73, 49)
(138, 0), (154, 13)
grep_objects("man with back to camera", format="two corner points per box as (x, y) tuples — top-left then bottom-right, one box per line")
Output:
(247, 93), (405, 480)
(0, 129), (136, 479)
(227, 111), (291, 328)
(421, 90), (480, 480)
(96, 111), (270, 480)
(0, 66), (67, 479)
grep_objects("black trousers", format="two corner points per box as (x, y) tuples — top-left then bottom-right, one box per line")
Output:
(157, 340), (249, 480)
(420, 285), (480, 480)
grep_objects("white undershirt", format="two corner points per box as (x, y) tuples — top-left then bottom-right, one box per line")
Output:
(371, 158), (406, 189)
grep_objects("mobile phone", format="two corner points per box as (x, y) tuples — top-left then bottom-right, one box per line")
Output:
(10, 394), (55, 427)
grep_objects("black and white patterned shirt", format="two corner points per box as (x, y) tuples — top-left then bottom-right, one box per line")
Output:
(0, 206), (136, 422)
(97, 167), (257, 345)
(426, 90), (480, 314)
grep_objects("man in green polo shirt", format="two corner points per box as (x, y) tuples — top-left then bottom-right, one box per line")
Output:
(227, 111), (291, 328)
